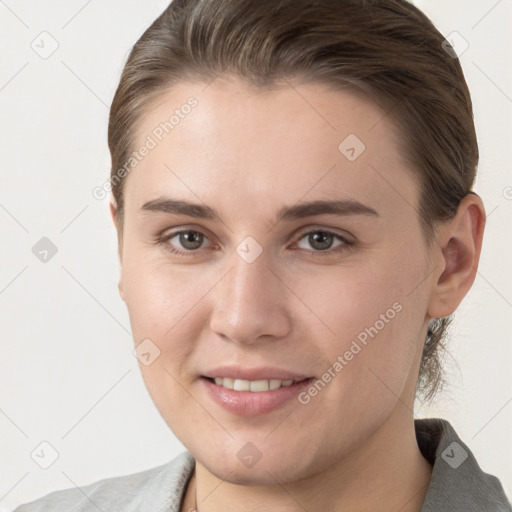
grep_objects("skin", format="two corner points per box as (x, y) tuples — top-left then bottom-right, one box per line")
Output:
(110, 76), (485, 512)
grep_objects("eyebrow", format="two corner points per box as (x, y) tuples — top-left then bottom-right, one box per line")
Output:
(140, 197), (379, 224)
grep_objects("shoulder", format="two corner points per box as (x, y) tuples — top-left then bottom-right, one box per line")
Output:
(416, 418), (511, 511)
(12, 451), (195, 512)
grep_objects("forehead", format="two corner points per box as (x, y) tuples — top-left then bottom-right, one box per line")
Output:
(124, 76), (418, 219)
(135, 76), (396, 150)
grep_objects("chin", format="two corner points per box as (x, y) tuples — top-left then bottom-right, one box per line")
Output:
(188, 433), (329, 487)
(197, 454), (310, 487)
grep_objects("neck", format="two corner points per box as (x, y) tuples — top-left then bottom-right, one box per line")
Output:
(182, 406), (432, 512)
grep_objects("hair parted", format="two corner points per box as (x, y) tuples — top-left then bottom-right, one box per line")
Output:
(108, 0), (479, 402)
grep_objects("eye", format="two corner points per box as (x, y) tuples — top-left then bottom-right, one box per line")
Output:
(158, 229), (213, 256)
(294, 228), (352, 255)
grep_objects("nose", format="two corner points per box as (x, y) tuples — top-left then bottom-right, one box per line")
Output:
(209, 246), (292, 345)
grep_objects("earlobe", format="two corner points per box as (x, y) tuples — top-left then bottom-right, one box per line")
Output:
(110, 199), (124, 260)
(109, 200), (125, 301)
(109, 201), (117, 228)
(427, 193), (486, 319)
(118, 278), (125, 302)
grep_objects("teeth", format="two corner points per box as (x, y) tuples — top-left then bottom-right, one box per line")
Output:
(213, 377), (295, 391)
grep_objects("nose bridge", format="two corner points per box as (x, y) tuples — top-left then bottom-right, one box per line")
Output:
(209, 243), (290, 343)
(231, 247), (271, 303)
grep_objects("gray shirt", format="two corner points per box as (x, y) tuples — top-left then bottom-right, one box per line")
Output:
(13, 418), (511, 511)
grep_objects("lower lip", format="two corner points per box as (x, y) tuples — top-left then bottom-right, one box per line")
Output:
(199, 377), (314, 416)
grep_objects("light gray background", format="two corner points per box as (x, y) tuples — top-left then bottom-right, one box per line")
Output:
(0, 1), (511, 510)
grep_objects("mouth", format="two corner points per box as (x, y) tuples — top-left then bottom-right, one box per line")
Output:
(199, 375), (316, 416)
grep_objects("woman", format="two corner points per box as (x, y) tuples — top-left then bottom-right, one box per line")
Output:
(14, 0), (511, 510)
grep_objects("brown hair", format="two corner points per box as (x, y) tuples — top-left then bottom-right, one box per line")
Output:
(108, 0), (479, 402)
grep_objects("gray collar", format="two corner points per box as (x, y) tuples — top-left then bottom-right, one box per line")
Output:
(416, 418), (510, 511)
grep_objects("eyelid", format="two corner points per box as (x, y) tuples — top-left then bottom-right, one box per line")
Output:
(292, 224), (354, 244)
(158, 223), (215, 240)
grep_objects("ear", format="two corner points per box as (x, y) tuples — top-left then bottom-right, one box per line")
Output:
(109, 200), (125, 302)
(427, 193), (486, 318)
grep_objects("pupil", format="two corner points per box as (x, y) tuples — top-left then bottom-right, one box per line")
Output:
(181, 231), (202, 249)
(310, 231), (332, 250)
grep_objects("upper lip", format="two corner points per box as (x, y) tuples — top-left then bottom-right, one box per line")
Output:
(203, 366), (313, 381)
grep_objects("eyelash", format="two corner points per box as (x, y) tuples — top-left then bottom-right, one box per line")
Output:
(155, 226), (354, 258)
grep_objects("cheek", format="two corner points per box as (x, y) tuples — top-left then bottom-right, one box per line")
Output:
(122, 252), (204, 335)
(121, 257), (207, 400)
(299, 259), (407, 344)
(293, 253), (425, 402)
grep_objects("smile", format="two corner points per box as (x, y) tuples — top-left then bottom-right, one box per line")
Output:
(200, 376), (315, 415)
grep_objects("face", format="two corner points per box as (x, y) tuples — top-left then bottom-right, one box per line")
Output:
(114, 76), (435, 485)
